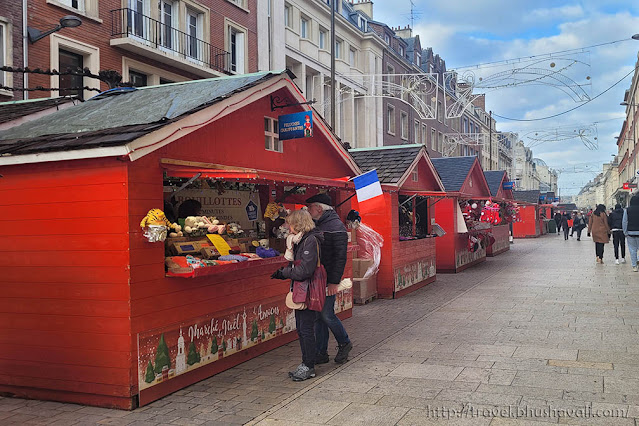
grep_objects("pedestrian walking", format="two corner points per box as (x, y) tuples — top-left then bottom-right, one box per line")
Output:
(623, 195), (639, 272)
(554, 212), (562, 235)
(568, 213), (575, 237)
(306, 194), (353, 364)
(573, 211), (586, 241)
(271, 210), (324, 381)
(588, 204), (610, 264)
(561, 213), (570, 240)
(608, 203), (626, 264)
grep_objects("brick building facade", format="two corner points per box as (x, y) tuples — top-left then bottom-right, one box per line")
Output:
(0, 0), (25, 101)
(1, 0), (258, 101)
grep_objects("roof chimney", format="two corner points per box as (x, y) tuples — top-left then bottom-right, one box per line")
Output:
(351, 0), (373, 19)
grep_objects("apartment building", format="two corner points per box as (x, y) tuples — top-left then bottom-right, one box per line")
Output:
(2, 0), (258, 101)
(259, 0), (385, 148)
(0, 0), (25, 101)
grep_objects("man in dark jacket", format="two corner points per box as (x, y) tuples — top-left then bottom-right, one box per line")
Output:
(624, 196), (639, 271)
(306, 193), (353, 364)
(554, 212), (562, 235)
(609, 204), (626, 264)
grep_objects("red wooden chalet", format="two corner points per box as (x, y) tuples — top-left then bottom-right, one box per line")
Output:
(0, 71), (361, 409)
(431, 156), (492, 273)
(483, 170), (514, 256)
(512, 190), (543, 238)
(349, 145), (445, 299)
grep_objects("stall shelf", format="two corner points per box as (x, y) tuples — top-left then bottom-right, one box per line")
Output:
(0, 71), (360, 409)
(349, 145), (446, 299)
(512, 190), (542, 238)
(483, 170), (515, 257)
(431, 157), (493, 273)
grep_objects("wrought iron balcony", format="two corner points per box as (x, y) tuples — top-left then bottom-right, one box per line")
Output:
(110, 8), (229, 75)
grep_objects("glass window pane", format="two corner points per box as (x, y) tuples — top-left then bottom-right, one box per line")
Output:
(265, 135), (271, 150)
(264, 117), (270, 132)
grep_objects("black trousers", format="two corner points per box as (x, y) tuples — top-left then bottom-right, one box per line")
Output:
(295, 309), (317, 368)
(613, 230), (626, 259)
(595, 242), (605, 259)
(563, 226), (569, 240)
(575, 227), (583, 240)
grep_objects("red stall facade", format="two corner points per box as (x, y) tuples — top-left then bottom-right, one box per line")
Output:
(431, 157), (492, 273)
(349, 145), (445, 299)
(513, 190), (542, 238)
(483, 170), (514, 257)
(0, 71), (361, 409)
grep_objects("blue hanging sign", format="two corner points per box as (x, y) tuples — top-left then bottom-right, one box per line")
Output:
(539, 195), (546, 201)
(246, 200), (258, 221)
(554, 197), (560, 202)
(502, 181), (515, 190)
(278, 111), (313, 141)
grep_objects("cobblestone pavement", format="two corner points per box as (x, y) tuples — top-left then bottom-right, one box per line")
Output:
(3, 233), (639, 425)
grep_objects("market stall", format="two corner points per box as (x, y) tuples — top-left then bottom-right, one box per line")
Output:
(512, 190), (542, 238)
(349, 145), (446, 299)
(431, 157), (493, 273)
(483, 171), (518, 256)
(0, 71), (360, 409)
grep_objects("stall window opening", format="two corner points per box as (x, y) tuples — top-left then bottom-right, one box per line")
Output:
(398, 195), (429, 240)
(264, 116), (282, 152)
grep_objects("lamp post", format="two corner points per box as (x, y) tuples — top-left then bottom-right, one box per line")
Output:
(27, 15), (82, 43)
(330, 0), (336, 130)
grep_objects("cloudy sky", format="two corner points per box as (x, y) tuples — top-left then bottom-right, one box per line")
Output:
(373, 1), (639, 195)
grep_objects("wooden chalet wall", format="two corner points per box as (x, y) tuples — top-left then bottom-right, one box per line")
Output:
(0, 158), (134, 408)
(127, 90), (356, 401)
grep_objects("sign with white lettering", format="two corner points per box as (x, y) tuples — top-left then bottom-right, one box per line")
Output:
(278, 111), (313, 140)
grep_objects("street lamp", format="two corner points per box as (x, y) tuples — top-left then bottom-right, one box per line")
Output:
(27, 15), (82, 44)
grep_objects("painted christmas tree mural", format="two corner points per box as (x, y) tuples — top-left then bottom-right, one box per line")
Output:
(250, 319), (258, 341)
(211, 336), (218, 353)
(154, 334), (170, 374)
(144, 360), (155, 383)
(269, 314), (276, 334)
(187, 341), (201, 365)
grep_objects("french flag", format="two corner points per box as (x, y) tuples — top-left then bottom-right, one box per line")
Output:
(353, 169), (385, 212)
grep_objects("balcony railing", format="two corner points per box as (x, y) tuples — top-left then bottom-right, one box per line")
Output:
(111, 8), (229, 74)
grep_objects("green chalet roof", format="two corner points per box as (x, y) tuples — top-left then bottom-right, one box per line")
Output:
(0, 71), (283, 155)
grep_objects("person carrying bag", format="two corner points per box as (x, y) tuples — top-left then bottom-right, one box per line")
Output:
(271, 209), (325, 381)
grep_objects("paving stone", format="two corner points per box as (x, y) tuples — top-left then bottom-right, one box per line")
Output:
(268, 398), (350, 423)
(326, 403), (409, 425)
(455, 367), (517, 385)
(512, 371), (603, 393)
(388, 363), (464, 380)
(513, 347), (578, 361)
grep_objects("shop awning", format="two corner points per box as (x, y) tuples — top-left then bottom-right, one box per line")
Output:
(162, 159), (353, 189)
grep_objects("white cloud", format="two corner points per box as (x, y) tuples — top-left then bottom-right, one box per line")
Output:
(525, 5), (585, 22)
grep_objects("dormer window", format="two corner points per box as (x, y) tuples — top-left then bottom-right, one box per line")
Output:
(399, 46), (404, 57)
(384, 34), (390, 44)
(358, 16), (367, 31)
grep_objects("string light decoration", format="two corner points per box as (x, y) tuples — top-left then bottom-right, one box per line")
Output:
(522, 123), (598, 150)
(0, 66), (133, 94)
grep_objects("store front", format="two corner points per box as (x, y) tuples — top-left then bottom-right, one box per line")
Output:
(349, 145), (446, 298)
(0, 71), (360, 409)
(431, 157), (492, 273)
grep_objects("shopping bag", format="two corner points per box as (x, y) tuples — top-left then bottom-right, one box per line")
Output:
(306, 264), (327, 312)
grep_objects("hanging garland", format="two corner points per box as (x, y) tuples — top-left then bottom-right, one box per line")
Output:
(0, 67), (133, 92)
